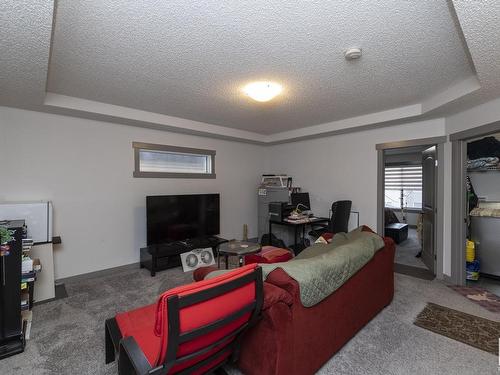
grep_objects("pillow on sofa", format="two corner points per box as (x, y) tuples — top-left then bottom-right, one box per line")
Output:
(314, 232), (334, 244)
(245, 246), (294, 265)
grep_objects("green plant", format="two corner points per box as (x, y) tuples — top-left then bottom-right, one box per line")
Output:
(0, 226), (14, 245)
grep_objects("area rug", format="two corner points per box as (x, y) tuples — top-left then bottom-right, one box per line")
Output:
(414, 302), (500, 355)
(448, 285), (500, 313)
(394, 263), (435, 280)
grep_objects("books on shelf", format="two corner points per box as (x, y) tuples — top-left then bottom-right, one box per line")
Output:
(22, 257), (33, 273)
(20, 258), (41, 278)
(22, 238), (34, 248)
(21, 270), (36, 283)
(20, 299), (29, 311)
(33, 258), (41, 272)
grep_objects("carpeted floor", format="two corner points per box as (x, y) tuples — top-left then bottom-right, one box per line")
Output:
(394, 228), (427, 269)
(1, 266), (499, 375)
(467, 275), (500, 296)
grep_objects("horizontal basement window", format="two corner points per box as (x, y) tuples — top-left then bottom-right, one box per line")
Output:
(133, 142), (216, 178)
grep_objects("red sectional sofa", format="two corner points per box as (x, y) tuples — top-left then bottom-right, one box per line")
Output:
(196, 231), (395, 375)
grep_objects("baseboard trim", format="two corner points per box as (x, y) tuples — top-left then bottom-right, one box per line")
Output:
(34, 284), (69, 306)
(56, 262), (140, 284)
(442, 274), (454, 284)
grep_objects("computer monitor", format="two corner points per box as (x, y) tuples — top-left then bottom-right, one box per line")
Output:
(291, 192), (311, 211)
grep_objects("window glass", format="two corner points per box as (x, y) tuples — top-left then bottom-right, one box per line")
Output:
(384, 165), (422, 209)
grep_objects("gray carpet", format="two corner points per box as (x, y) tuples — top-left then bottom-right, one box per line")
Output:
(467, 276), (500, 296)
(395, 228), (427, 269)
(1, 267), (498, 375)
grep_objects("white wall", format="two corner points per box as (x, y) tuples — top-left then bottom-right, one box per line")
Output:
(4, 96), (500, 281)
(393, 211), (420, 227)
(267, 119), (446, 230)
(0, 106), (267, 279)
(445, 97), (500, 134)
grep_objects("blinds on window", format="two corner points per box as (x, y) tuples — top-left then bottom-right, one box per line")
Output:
(384, 165), (422, 191)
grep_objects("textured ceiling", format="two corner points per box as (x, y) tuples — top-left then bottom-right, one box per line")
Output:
(2, 1), (500, 143)
(0, 0), (54, 106)
(46, 0), (474, 135)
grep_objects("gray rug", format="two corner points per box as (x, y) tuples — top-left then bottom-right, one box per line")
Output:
(394, 263), (435, 281)
(1, 268), (498, 374)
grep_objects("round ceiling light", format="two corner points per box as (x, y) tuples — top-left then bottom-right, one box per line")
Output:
(243, 81), (283, 102)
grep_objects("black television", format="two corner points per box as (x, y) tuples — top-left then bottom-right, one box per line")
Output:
(146, 194), (220, 245)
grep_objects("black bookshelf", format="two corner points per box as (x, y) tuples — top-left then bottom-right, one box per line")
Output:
(0, 220), (25, 359)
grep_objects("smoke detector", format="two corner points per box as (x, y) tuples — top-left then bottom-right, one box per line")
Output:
(344, 48), (362, 60)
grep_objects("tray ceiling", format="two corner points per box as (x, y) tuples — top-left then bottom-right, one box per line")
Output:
(1, 0), (499, 143)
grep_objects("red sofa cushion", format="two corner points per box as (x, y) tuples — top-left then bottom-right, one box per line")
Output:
(245, 246), (294, 265)
(115, 303), (161, 366)
(116, 264), (259, 372)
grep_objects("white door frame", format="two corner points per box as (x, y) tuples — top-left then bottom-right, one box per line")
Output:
(449, 121), (500, 285)
(376, 136), (447, 279)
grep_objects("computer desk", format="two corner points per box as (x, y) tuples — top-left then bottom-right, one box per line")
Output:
(269, 217), (329, 255)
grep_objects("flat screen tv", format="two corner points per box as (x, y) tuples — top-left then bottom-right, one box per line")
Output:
(146, 194), (220, 245)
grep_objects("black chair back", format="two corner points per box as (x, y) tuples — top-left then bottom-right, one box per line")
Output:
(330, 200), (352, 233)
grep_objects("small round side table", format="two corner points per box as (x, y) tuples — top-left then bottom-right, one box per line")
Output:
(217, 241), (261, 269)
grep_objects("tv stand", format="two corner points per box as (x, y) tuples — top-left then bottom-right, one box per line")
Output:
(140, 236), (228, 276)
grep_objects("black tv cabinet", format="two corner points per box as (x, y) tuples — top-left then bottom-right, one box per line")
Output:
(140, 236), (228, 276)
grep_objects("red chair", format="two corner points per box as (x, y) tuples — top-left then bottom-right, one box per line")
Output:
(105, 264), (263, 374)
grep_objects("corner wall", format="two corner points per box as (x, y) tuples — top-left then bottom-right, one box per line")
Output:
(0, 106), (267, 279)
(266, 119), (446, 233)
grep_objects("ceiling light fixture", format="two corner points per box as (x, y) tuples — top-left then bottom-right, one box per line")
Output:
(243, 81), (282, 102)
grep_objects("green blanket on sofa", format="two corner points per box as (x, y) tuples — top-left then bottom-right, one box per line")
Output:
(259, 230), (385, 307)
(206, 228), (385, 307)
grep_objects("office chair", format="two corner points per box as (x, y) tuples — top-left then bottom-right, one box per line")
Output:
(309, 200), (352, 238)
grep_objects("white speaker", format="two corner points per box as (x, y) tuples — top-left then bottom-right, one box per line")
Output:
(180, 248), (216, 272)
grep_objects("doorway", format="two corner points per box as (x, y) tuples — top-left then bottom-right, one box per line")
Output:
(450, 124), (500, 296)
(377, 137), (446, 279)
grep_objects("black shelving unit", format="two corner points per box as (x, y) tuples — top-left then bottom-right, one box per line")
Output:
(0, 220), (25, 359)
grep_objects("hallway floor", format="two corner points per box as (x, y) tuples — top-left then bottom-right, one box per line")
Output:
(394, 228), (427, 269)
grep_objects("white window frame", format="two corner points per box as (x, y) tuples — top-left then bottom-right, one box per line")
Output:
(133, 142), (216, 179)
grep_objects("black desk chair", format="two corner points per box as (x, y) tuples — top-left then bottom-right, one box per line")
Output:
(309, 200), (352, 238)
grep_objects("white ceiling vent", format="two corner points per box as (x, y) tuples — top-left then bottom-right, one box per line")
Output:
(344, 48), (362, 60)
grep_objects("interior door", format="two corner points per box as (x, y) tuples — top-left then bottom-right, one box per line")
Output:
(421, 146), (436, 274)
